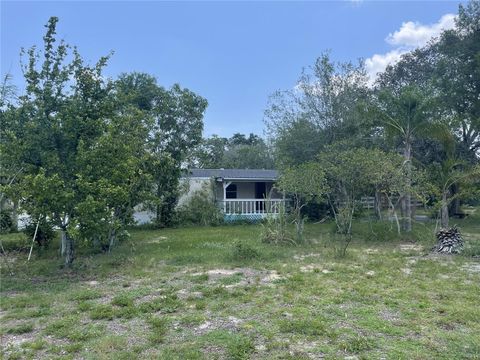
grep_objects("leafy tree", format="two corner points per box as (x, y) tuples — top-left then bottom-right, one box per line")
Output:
(277, 162), (326, 243)
(191, 133), (274, 169)
(265, 52), (370, 166)
(372, 86), (442, 232)
(115, 73), (208, 227)
(14, 17), (114, 265)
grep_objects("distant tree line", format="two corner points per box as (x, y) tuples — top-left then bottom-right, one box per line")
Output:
(189, 133), (274, 169)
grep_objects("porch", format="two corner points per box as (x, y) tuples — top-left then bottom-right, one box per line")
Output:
(218, 198), (287, 221)
(216, 177), (284, 221)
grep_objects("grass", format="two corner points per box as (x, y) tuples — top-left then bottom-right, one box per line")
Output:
(1, 214), (479, 359)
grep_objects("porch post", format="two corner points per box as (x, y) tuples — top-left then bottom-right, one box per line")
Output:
(223, 181), (232, 213)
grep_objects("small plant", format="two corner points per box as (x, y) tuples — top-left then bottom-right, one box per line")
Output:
(232, 240), (260, 261)
(111, 293), (134, 307)
(147, 316), (169, 344)
(90, 305), (115, 320)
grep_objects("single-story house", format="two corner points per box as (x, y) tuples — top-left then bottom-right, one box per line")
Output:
(179, 169), (286, 221)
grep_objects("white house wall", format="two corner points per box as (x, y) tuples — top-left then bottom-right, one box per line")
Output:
(177, 178), (213, 206)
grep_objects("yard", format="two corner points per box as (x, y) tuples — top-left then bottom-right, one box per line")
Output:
(1, 217), (479, 359)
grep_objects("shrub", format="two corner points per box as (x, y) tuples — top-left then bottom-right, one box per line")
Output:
(232, 240), (260, 261)
(23, 219), (55, 248)
(176, 184), (223, 227)
(0, 210), (13, 233)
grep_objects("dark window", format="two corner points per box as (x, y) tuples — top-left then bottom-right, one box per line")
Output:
(226, 184), (237, 199)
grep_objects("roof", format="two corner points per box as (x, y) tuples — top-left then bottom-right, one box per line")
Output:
(186, 169), (278, 181)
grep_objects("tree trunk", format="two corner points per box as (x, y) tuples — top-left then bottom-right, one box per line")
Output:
(403, 141), (412, 232)
(11, 200), (18, 232)
(440, 192), (449, 228)
(448, 183), (460, 216)
(61, 228), (74, 266)
(374, 189), (382, 220)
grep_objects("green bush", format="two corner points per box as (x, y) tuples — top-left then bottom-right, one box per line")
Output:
(23, 219), (55, 248)
(176, 184), (223, 227)
(232, 240), (260, 261)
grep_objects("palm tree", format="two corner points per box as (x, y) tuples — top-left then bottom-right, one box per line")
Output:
(374, 86), (436, 232)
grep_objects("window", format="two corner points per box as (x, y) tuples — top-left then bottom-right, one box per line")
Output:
(226, 184), (237, 199)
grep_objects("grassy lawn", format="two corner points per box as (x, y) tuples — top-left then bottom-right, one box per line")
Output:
(1, 216), (479, 359)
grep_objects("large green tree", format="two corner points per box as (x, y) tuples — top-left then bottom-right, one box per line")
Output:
(14, 17), (114, 265)
(115, 72), (208, 227)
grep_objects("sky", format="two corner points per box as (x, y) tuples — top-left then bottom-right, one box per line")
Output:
(1, 1), (463, 137)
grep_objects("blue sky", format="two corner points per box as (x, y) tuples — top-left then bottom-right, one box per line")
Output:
(1, 1), (462, 137)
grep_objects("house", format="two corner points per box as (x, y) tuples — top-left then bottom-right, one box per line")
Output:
(179, 169), (286, 221)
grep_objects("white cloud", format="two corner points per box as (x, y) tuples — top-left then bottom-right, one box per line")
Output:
(365, 13), (456, 84)
(365, 48), (407, 83)
(386, 14), (456, 47)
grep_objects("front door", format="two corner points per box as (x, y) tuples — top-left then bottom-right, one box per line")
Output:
(255, 182), (267, 212)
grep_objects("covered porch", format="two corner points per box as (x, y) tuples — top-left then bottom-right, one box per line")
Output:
(214, 174), (285, 221)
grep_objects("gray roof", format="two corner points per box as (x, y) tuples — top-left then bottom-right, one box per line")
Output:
(187, 169), (278, 180)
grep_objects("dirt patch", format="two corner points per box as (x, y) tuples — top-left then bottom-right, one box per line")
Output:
(399, 244), (424, 252)
(198, 268), (285, 287)
(462, 262), (480, 274)
(193, 316), (243, 336)
(293, 253), (322, 261)
(146, 236), (168, 244)
(379, 309), (400, 322)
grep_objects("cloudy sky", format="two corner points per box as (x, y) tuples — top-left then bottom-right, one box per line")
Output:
(1, 1), (462, 137)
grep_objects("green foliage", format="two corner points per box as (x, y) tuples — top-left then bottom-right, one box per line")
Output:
(231, 240), (260, 261)
(277, 162), (327, 243)
(191, 132), (274, 169)
(261, 201), (295, 245)
(90, 305), (115, 320)
(0, 210), (13, 233)
(265, 52), (370, 167)
(23, 219), (55, 248)
(176, 183), (223, 227)
(147, 316), (169, 344)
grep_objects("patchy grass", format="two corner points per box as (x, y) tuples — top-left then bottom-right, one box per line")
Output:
(1, 215), (479, 359)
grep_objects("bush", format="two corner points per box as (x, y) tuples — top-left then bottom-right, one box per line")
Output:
(232, 240), (260, 261)
(0, 210), (13, 233)
(176, 185), (223, 227)
(23, 219), (55, 248)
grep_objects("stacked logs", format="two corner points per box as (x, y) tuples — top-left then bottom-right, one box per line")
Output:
(434, 226), (463, 254)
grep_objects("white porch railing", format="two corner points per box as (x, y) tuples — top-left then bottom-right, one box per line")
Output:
(219, 199), (286, 215)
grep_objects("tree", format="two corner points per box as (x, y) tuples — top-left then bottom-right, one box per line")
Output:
(372, 86), (441, 232)
(277, 162), (326, 243)
(265, 52), (370, 167)
(377, 1), (480, 161)
(191, 133), (274, 169)
(115, 73), (208, 227)
(75, 106), (152, 251)
(15, 18), (116, 265)
(150, 84), (207, 226)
